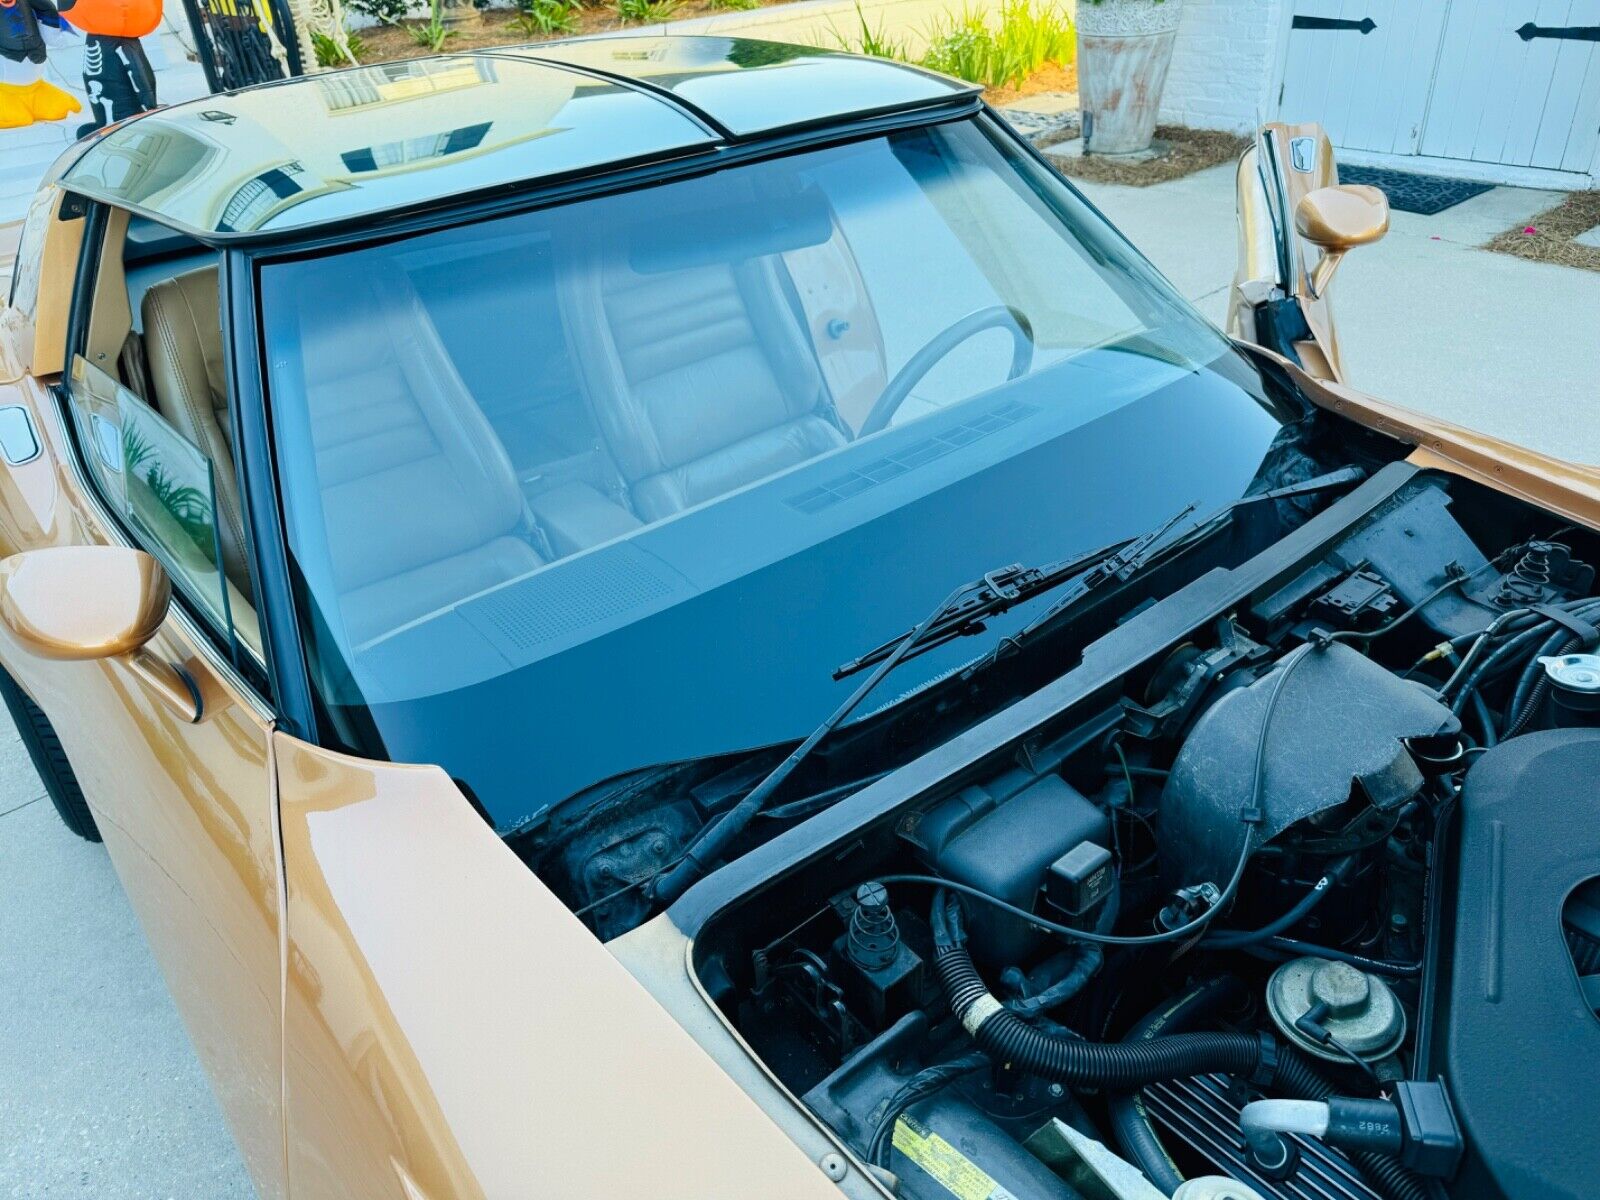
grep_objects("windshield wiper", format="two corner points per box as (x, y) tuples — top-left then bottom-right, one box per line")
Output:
(959, 466), (1368, 678)
(834, 503), (1202, 683)
(648, 564), (1067, 905)
(646, 469), (1366, 907)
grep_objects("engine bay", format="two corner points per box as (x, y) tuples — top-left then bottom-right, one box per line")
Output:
(680, 466), (1600, 1200)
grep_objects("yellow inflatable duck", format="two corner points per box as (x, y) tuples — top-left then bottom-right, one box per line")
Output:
(0, 77), (81, 127)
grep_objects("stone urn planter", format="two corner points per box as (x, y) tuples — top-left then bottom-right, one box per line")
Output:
(1076, 0), (1184, 156)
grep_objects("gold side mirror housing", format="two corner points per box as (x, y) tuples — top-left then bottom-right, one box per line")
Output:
(0, 546), (200, 721)
(1295, 184), (1390, 299)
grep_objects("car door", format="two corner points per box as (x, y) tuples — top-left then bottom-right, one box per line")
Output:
(1227, 121), (1355, 382)
(0, 193), (287, 1200)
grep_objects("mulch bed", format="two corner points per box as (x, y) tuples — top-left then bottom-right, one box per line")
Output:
(1484, 190), (1600, 274)
(1047, 124), (1247, 187)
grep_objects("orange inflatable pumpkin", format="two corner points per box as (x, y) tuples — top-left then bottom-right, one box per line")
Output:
(63, 0), (161, 39)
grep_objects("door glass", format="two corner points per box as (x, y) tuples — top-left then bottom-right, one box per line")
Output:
(66, 355), (246, 661)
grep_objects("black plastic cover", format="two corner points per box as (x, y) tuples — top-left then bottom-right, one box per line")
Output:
(1160, 641), (1456, 888)
(1420, 729), (1600, 1200)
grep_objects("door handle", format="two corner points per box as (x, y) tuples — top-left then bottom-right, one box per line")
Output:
(1515, 22), (1600, 42)
(1292, 16), (1377, 35)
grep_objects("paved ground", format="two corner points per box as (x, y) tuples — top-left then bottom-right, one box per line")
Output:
(1072, 164), (1600, 465)
(1, 156), (1597, 1200)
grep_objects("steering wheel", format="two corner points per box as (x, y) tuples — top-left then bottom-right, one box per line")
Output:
(858, 305), (1034, 437)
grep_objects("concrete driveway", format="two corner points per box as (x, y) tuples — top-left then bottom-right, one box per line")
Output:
(1073, 165), (1600, 465)
(1, 167), (1597, 1200)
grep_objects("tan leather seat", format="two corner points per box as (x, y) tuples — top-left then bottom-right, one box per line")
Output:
(557, 238), (845, 522)
(291, 268), (546, 646)
(141, 266), (253, 597)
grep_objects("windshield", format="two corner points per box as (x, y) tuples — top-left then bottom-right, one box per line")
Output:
(260, 116), (1287, 831)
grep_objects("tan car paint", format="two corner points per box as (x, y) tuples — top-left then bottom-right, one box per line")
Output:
(0, 364), (290, 1196)
(2, 147), (1596, 1200)
(274, 734), (850, 1199)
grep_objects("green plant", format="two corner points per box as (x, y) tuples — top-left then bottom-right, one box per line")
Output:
(408, 0), (453, 50)
(346, 0), (410, 25)
(707, 0), (759, 9)
(830, 4), (909, 61)
(614, 0), (679, 21)
(512, 0), (579, 34)
(312, 27), (367, 66)
(921, 0), (1073, 89)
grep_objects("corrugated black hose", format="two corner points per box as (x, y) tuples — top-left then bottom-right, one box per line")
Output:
(1107, 976), (1249, 1196)
(930, 919), (1270, 1090)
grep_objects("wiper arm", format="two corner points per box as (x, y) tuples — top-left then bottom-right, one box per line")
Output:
(650, 569), (1035, 905)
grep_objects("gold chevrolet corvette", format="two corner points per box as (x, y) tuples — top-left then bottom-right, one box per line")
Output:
(2, 36), (1597, 1200)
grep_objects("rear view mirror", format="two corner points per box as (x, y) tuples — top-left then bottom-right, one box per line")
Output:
(0, 545), (200, 720)
(1295, 185), (1389, 298)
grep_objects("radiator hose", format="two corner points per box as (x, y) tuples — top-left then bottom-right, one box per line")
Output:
(931, 896), (1271, 1091)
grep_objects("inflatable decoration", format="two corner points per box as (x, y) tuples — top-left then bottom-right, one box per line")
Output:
(0, 0), (82, 128)
(62, 0), (162, 136)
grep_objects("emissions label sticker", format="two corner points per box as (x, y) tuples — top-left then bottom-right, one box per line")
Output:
(891, 1114), (1020, 1200)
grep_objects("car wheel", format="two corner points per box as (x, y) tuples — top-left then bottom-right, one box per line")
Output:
(0, 668), (100, 842)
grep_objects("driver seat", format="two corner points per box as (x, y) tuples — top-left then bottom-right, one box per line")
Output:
(556, 237), (845, 522)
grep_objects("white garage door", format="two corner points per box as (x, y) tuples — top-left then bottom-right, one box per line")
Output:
(1280, 1), (1600, 175)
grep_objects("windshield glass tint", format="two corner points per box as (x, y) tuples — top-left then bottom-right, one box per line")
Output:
(261, 118), (1271, 829)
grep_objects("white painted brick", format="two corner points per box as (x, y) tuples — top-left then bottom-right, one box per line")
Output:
(1159, 0), (1283, 133)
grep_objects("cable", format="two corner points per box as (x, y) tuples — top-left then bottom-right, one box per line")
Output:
(1202, 856), (1354, 949)
(866, 1052), (989, 1166)
(1255, 936), (1421, 977)
(650, 578), (982, 905)
(879, 642), (1322, 947)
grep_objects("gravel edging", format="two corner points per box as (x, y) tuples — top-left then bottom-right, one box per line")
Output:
(1046, 125), (1248, 187)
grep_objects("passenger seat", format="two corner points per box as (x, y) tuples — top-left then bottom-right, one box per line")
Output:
(142, 266), (253, 598)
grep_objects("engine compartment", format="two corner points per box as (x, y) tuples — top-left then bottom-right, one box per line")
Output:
(684, 468), (1600, 1200)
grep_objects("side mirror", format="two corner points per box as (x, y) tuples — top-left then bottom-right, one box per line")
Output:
(1295, 184), (1389, 299)
(0, 546), (200, 721)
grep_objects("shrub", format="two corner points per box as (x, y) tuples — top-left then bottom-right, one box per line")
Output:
(346, 0), (411, 25)
(512, 0), (579, 34)
(312, 28), (367, 65)
(614, 0), (679, 21)
(923, 1), (1074, 90)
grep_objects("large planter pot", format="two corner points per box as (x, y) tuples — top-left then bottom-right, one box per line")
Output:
(1076, 0), (1184, 156)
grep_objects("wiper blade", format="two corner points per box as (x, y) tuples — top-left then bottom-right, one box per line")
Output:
(967, 466), (1367, 675)
(832, 541), (1136, 682)
(834, 504), (1203, 682)
(650, 571), (1009, 905)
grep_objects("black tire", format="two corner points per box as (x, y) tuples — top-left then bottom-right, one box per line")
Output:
(0, 668), (100, 842)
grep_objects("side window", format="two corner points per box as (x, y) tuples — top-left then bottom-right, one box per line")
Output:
(65, 356), (260, 663)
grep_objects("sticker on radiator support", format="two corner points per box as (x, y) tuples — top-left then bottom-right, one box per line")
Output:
(891, 1114), (1021, 1200)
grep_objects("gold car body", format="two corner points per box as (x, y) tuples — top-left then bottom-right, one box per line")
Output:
(1, 73), (1595, 1200)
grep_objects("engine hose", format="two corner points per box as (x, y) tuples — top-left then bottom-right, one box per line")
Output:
(1107, 976), (1249, 1196)
(1273, 1049), (1431, 1200)
(932, 942), (1269, 1090)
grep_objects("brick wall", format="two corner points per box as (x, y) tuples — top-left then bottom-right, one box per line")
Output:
(1159, 0), (1287, 133)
